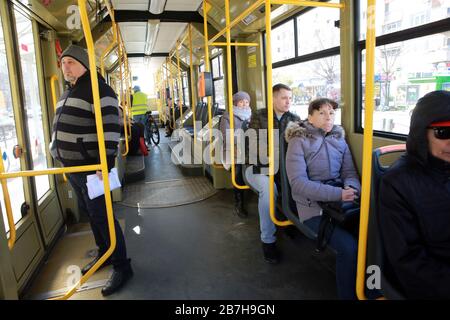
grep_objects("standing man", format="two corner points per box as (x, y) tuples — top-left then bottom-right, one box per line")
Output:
(49, 45), (133, 296)
(131, 85), (149, 140)
(245, 84), (300, 264)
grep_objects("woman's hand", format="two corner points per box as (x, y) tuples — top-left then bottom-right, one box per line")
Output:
(96, 171), (103, 181)
(342, 186), (358, 201)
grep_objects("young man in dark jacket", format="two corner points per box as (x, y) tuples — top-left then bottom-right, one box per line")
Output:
(378, 90), (450, 299)
(244, 84), (300, 264)
(49, 45), (132, 296)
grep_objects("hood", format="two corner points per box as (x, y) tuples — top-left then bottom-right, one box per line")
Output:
(406, 90), (450, 166)
(285, 120), (344, 143)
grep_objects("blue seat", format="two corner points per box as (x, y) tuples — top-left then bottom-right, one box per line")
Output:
(370, 144), (407, 300)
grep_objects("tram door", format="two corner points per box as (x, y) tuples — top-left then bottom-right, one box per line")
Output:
(0, 4), (63, 293)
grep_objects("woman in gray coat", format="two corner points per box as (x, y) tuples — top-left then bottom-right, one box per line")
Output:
(219, 91), (252, 218)
(285, 98), (360, 300)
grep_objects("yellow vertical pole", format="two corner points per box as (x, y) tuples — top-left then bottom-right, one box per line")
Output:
(203, 0), (215, 165)
(168, 58), (176, 129)
(265, 0), (292, 227)
(357, 0), (376, 301)
(189, 23), (197, 146)
(0, 155), (15, 250)
(176, 41), (184, 128)
(225, 0), (249, 189)
(50, 74), (68, 182)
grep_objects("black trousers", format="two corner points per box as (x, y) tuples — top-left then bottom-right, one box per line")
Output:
(233, 164), (245, 200)
(68, 172), (130, 270)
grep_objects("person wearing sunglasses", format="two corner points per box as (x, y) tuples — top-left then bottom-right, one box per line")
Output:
(378, 90), (450, 299)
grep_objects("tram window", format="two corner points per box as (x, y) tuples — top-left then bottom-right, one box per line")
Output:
(182, 72), (190, 106)
(296, 7), (340, 56)
(0, 16), (26, 233)
(14, 10), (51, 199)
(273, 55), (341, 124)
(271, 19), (295, 63)
(357, 0), (450, 135)
(360, 32), (450, 135)
(359, 0), (450, 40)
(213, 79), (225, 109)
(212, 56), (220, 78)
(211, 54), (225, 109)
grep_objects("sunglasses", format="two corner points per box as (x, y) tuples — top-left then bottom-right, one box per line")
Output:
(429, 127), (450, 140)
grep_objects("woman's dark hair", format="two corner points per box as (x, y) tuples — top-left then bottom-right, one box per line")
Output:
(308, 98), (338, 115)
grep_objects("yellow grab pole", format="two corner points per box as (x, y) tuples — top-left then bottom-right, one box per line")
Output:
(211, 42), (259, 47)
(176, 41), (184, 128)
(225, 0), (249, 189)
(0, 164), (102, 179)
(0, 153), (16, 250)
(265, 0), (293, 227)
(55, 0), (117, 300)
(189, 23), (197, 147)
(271, 0), (344, 8)
(357, 0), (376, 301)
(50, 75), (59, 111)
(209, 0), (264, 45)
(50, 74), (68, 183)
(168, 59), (176, 130)
(121, 46), (130, 156)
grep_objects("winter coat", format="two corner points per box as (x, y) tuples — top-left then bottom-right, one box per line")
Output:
(49, 71), (120, 171)
(378, 90), (450, 299)
(219, 110), (250, 168)
(247, 108), (300, 176)
(285, 121), (360, 222)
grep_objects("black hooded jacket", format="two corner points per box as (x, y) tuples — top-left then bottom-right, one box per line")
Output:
(378, 91), (450, 299)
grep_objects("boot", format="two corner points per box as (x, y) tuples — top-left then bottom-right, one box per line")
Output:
(234, 190), (248, 218)
(101, 262), (133, 296)
(262, 242), (280, 264)
(81, 253), (112, 275)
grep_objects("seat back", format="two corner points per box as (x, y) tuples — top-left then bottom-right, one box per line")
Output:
(370, 144), (407, 299)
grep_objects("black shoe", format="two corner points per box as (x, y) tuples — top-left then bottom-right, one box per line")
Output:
(81, 255), (112, 275)
(101, 265), (133, 297)
(262, 242), (280, 264)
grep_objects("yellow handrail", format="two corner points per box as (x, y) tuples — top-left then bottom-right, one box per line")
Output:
(208, 0), (265, 45)
(176, 41), (184, 128)
(211, 42), (259, 47)
(356, 0), (376, 301)
(224, 0), (250, 189)
(50, 74), (68, 183)
(271, 0), (344, 8)
(264, 0), (293, 227)
(0, 154), (16, 250)
(189, 23), (197, 149)
(55, 0), (116, 299)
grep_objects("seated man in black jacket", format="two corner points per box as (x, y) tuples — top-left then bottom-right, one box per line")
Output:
(378, 90), (450, 299)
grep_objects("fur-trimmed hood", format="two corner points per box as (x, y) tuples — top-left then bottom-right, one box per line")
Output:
(284, 120), (344, 143)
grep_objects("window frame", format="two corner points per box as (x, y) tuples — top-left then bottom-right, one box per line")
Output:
(354, 0), (450, 139)
(264, 1), (342, 119)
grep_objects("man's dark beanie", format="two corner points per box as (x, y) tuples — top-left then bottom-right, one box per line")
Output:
(61, 45), (90, 70)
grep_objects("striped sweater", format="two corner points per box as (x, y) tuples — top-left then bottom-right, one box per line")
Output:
(49, 71), (120, 171)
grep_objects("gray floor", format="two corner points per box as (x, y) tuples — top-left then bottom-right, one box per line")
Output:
(109, 129), (338, 300)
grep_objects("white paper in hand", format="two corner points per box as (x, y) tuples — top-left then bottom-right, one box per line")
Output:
(86, 168), (121, 200)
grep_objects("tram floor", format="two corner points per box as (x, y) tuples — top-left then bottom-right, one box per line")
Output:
(29, 128), (338, 300)
(70, 131), (338, 300)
